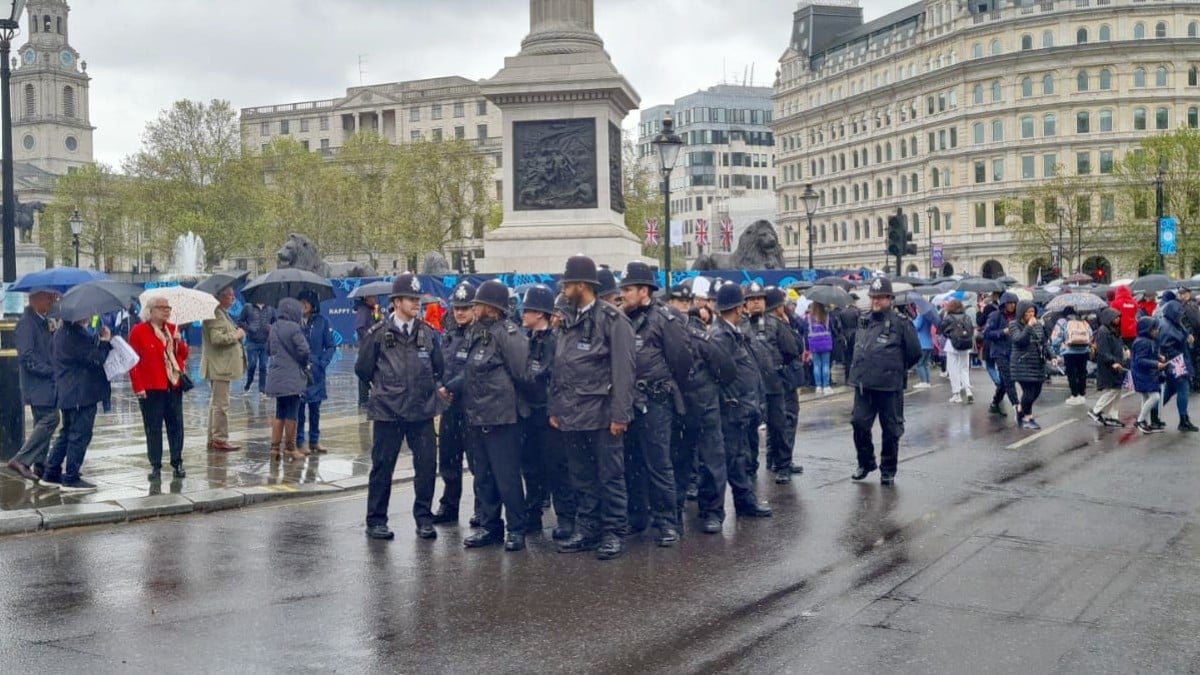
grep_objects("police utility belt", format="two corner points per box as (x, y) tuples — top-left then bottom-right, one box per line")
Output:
(636, 379), (674, 403)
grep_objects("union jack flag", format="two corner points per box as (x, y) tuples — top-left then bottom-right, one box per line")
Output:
(645, 219), (659, 246)
(695, 219), (709, 247)
(720, 218), (734, 251)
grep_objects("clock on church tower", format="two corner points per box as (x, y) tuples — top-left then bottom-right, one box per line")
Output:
(9, 0), (93, 175)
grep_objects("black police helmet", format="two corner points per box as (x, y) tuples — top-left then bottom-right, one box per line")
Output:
(562, 255), (599, 285)
(743, 281), (767, 299)
(619, 261), (659, 291)
(765, 287), (786, 311)
(867, 276), (894, 298)
(522, 284), (556, 315)
(389, 273), (423, 300)
(597, 268), (618, 298)
(474, 280), (509, 312)
(449, 281), (476, 308)
(668, 284), (693, 301)
(715, 283), (745, 313)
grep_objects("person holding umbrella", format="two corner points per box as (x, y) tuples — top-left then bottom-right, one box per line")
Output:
(296, 289), (337, 454)
(8, 290), (60, 484)
(264, 298), (311, 460)
(43, 314), (113, 491)
(127, 292), (190, 480)
(201, 286), (245, 452)
(805, 301), (836, 395)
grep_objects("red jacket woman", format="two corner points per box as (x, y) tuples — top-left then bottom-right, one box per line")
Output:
(128, 320), (189, 394)
(128, 297), (190, 481)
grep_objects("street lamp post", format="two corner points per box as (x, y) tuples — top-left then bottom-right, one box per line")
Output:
(801, 182), (819, 271)
(1154, 165), (1166, 272)
(68, 209), (82, 268)
(651, 112), (683, 286)
(0, 0), (24, 284)
(925, 207), (935, 278)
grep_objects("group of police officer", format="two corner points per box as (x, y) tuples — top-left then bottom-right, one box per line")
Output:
(354, 255), (920, 560)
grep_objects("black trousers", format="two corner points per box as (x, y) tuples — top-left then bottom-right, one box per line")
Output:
(991, 359), (1019, 408)
(744, 408), (762, 476)
(357, 377), (370, 407)
(783, 388), (799, 463)
(471, 423), (526, 535)
(1018, 380), (1044, 420)
(366, 419), (436, 528)
(437, 404), (469, 514)
(720, 411), (758, 516)
(625, 399), (678, 530)
(521, 410), (576, 523)
(139, 388), (185, 469)
(764, 392), (792, 471)
(563, 428), (628, 538)
(680, 405), (726, 520)
(852, 388), (904, 477)
(1063, 353), (1089, 398)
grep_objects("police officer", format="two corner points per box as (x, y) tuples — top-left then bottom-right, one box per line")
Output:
(740, 282), (774, 479)
(849, 277), (922, 486)
(433, 281), (476, 526)
(441, 280), (530, 551)
(550, 255), (636, 560)
(666, 284), (700, 502)
(356, 273), (443, 540)
(749, 286), (801, 484)
(597, 267), (620, 307)
(709, 283), (773, 528)
(517, 284), (577, 539)
(619, 261), (692, 546)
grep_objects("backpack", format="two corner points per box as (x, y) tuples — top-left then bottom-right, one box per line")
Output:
(1066, 319), (1091, 346)
(944, 315), (974, 351)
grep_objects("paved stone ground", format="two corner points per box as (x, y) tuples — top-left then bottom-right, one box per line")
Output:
(0, 349), (415, 526)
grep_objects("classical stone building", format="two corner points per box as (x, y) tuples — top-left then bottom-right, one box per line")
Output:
(240, 76), (503, 271)
(774, 0), (1200, 282)
(636, 85), (777, 267)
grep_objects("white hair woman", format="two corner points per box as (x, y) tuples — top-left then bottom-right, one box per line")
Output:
(127, 292), (190, 480)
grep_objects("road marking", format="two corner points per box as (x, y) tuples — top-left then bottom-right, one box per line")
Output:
(1006, 419), (1077, 450)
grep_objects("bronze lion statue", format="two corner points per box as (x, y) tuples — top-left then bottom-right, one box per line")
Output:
(276, 233), (375, 278)
(692, 220), (785, 270)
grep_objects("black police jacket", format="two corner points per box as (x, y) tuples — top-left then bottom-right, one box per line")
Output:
(848, 309), (921, 392)
(445, 317), (528, 427)
(441, 322), (472, 390)
(16, 306), (56, 408)
(626, 301), (692, 407)
(746, 313), (800, 394)
(519, 327), (555, 411)
(711, 316), (762, 422)
(549, 301), (636, 432)
(682, 314), (735, 417)
(355, 319), (443, 422)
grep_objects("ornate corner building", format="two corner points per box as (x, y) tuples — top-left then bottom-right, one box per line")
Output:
(773, 0), (1200, 282)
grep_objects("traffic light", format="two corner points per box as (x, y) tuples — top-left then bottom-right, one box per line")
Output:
(886, 216), (903, 257)
(904, 231), (917, 256)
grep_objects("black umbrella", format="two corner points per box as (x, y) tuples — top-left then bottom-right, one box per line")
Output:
(54, 280), (143, 323)
(803, 285), (854, 307)
(997, 275), (1019, 286)
(814, 276), (854, 290)
(241, 269), (335, 306)
(348, 280), (394, 299)
(1129, 274), (1176, 294)
(1032, 289), (1055, 305)
(894, 275), (929, 286)
(786, 280), (814, 291)
(194, 270), (250, 296)
(956, 277), (1004, 294)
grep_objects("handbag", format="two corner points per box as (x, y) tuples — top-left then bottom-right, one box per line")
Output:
(179, 372), (195, 392)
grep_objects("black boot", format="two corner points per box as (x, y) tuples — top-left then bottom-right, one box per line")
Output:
(1180, 416), (1199, 432)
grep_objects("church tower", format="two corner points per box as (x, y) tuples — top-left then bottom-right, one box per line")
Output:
(10, 0), (93, 174)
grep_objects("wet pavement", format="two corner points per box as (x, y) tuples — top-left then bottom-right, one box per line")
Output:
(4, 366), (1200, 673)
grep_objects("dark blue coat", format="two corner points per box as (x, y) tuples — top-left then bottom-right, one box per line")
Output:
(1131, 317), (1162, 393)
(265, 299), (310, 398)
(53, 321), (111, 410)
(302, 311), (337, 402)
(983, 292), (1019, 362)
(15, 305), (56, 407)
(1158, 301), (1193, 380)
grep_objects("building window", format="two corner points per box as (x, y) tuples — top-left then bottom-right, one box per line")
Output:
(1157, 107), (1170, 130)
(1156, 66), (1168, 87)
(1043, 113), (1057, 136)
(974, 160), (986, 184)
(1077, 196), (1091, 222)
(477, 101), (487, 116)
(1076, 27), (1088, 45)
(990, 39), (1002, 56)
(23, 83), (33, 118)
(1190, 66), (1199, 87)
(1043, 31), (1054, 48)
(1099, 25), (1111, 42)
(1190, 22), (1199, 38)
(477, 124), (488, 140)
(431, 104), (442, 120)
(1134, 22), (1145, 40)
(320, 117), (329, 131)
(300, 140), (309, 151)
(1101, 195), (1116, 222)
(1077, 71), (1089, 92)
(1099, 69), (1113, 90)
(1099, 110), (1113, 132)
(1021, 116), (1034, 138)
(972, 43), (983, 59)
(410, 107), (420, 122)
(453, 102), (464, 118)
(320, 138), (330, 150)
(300, 118), (309, 133)
(1044, 153), (1057, 177)
(1190, 107), (1199, 129)
(454, 126), (465, 139)
(1021, 34), (1033, 50)
(1022, 155), (1035, 179)
(1021, 77), (1033, 97)
(1077, 151), (1091, 175)
(975, 202), (987, 228)
(1134, 107), (1147, 130)
(1156, 22), (1168, 39)
(973, 83), (984, 104)
(280, 120), (289, 135)
(992, 158), (1004, 182)
(992, 120), (1004, 141)
(411, 130), (421, 142)
(260, 121), (269, 137)
(991, 80), (1002, 102)
(1134, 68), (1146, 88)
(1077, 111), (1090, 134)
(1100, 150), (1114, 174)
(1043, 74), (1055, 95)
(62, 86), (74, 118)
(973, 122), (984, 144)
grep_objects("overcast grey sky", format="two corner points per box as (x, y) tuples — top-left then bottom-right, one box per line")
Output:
(67, 0), (913, 167)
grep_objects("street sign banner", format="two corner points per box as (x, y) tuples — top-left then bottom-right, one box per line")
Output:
(1160, 217), (1178, 255)
(931, 242), (944, 267)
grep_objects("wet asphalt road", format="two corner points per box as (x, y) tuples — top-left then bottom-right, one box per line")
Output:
(4, 374), (1200, 674)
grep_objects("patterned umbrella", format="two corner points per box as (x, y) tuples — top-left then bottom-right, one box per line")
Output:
(1044, 291), (1107, 313)
(139, 286), (220, 325)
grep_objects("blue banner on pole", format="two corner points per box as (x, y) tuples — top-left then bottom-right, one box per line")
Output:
(931, 243), (944, 268)
(1160, 216), (1178, 255)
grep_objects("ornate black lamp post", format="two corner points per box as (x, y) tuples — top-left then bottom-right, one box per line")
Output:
(0, 0), (25, 283)
(651, 112), (683, 284)
(801, 182), (819, 270)
(69, 209), (82, 267)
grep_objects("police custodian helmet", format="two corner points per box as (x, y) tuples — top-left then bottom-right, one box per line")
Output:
(474, 280), (510, 312)
(450, 281), (476, 308)
(562, 255), (599, 285)
(597, 268), (618, 298)
(522, 284), (556, 315)
(390, 273), (423, 300)
(619, 261), (659, 291)
(715, 282), (745, 313)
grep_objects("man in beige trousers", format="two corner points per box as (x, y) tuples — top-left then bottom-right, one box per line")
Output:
(202, 286), (246, 451)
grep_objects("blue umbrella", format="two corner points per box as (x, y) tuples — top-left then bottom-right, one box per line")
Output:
(9, 267), (107, 294)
